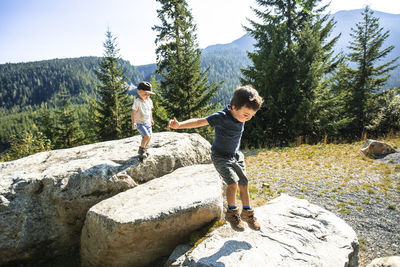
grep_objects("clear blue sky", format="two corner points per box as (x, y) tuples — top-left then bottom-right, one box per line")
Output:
(0, 0), (399, 66)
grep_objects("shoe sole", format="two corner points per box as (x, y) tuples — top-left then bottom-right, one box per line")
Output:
(247, 225), (261, 231)
(229, 224), (245, 231)
(242, 220), (261, 231)
(225, 218), (245, 232)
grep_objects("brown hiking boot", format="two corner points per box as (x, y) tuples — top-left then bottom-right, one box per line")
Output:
(143, 147), (150, 156)
(225, 207), (245, 231)
(138, 147), (147, 158)
(241, 209), (261, 231)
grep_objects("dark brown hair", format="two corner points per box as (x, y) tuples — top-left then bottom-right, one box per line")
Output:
(230, 85), (264, 111)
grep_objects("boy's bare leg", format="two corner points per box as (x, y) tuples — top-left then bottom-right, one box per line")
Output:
(145, 135), (151, 147)
(140, 135), (151, 148)
(239, 184), (250, 207)
(226, 183), (238, 206)
(239, 184), (261, 230)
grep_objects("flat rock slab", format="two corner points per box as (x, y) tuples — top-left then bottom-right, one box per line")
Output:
(366, 256), (400, 267)
(169, 194), (359, 267)
(0, 132), (211, 265)
(81, 164), (223, 267)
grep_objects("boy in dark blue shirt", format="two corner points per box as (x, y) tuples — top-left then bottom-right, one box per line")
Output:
(167, 85), (264, 231)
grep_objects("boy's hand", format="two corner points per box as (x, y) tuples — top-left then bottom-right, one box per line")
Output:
(167, 117), (180, 129)
(132, 122), (137, 130)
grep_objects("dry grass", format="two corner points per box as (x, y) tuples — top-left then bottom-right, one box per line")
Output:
(244, 137), (400, 208)
(243, 137), (400, 266)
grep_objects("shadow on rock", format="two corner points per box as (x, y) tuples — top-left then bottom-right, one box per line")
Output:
(198, 240), (252, 267)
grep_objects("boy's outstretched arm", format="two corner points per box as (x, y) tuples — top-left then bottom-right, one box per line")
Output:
(168, 117), (209, 129)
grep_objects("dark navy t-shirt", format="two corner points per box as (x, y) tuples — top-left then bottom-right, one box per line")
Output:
(206, 106), (244, 157)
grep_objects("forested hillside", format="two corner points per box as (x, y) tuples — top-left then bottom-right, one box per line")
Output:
(136, 34), (254, 106)
(201, 34), (253, 105)
(0, 57), (143, 112)
(136, 8), (400, 103)
(1, 8), (399, 156)
(0, 49), (248, 153)
(1, 9), (398, 110)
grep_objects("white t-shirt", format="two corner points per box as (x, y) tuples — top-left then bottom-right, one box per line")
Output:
(132, 97), (153, 125)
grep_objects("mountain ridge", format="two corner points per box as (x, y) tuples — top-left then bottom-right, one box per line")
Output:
(0, 8), (399, 154)
(1, 9), (399, 112)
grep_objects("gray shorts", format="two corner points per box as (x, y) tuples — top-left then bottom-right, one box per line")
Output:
(211, 151), (248, 185)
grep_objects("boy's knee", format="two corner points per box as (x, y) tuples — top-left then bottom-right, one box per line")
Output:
(227, 182), (238, 189)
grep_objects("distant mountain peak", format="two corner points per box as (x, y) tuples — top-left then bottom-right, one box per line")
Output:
(203, 34), (256, 54)
(231, 34), (256, 52)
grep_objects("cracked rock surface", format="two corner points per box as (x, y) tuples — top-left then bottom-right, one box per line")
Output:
(168, 194), (358, 267)
(81, 164), (223, 267)
(0, 132), (211, 265)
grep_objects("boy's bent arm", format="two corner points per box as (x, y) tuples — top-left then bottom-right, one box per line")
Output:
(168, 117), (209, 129)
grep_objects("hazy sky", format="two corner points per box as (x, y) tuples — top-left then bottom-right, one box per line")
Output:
(1, 0), (399, 66)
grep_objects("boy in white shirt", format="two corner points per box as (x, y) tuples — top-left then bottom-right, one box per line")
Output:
(131, 81), (155, 159)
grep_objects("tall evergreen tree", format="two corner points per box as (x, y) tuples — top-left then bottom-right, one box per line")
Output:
(37, 102), (57, 144)
(321, 63), (355, 140)
(95, 30), (132, 141)
(241, 0), (340, 147)
(85, 96), (101, 143)
(341, 6), (398, 138)
(148, 75), (169, 132)
(153, 0), (220, 139)
(53, 86), (85, 148)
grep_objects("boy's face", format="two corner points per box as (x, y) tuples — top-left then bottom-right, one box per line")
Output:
(231, 105), (257, 122)
(137, 89), (151, 100)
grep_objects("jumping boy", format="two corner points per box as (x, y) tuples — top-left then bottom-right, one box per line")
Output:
(132, 81), (155, 159)
(167, 85), (264, 231)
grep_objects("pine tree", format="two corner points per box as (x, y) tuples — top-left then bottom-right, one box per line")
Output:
(95, 30), (132, 141)
(322, 63), (355, 140)
(37, 102), (57, 143)
(53, 86), (85, 148)
(0, 130), (51, 162)
(367, 89), (400, 136)
(85, 96), (100, 143)
(153, 0), (220, 140)
(148, 75), (169, 132)
(241, 0), (340, 147)
(343, 6), (398, 138)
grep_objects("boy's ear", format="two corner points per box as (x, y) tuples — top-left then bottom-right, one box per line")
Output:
(231, 105), (237, 111)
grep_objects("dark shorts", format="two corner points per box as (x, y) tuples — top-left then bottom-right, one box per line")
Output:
(137, 123), (152, 137)
(211, 151), (248, 186)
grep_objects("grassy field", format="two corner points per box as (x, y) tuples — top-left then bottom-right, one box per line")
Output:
(243, 137), (400, 265)
(244, 137), (400, 209)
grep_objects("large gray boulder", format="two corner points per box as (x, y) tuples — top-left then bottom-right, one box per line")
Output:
(0, 132), (211, 265)
(169, 194), (359, 267)
(80, 164), (223, 267)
